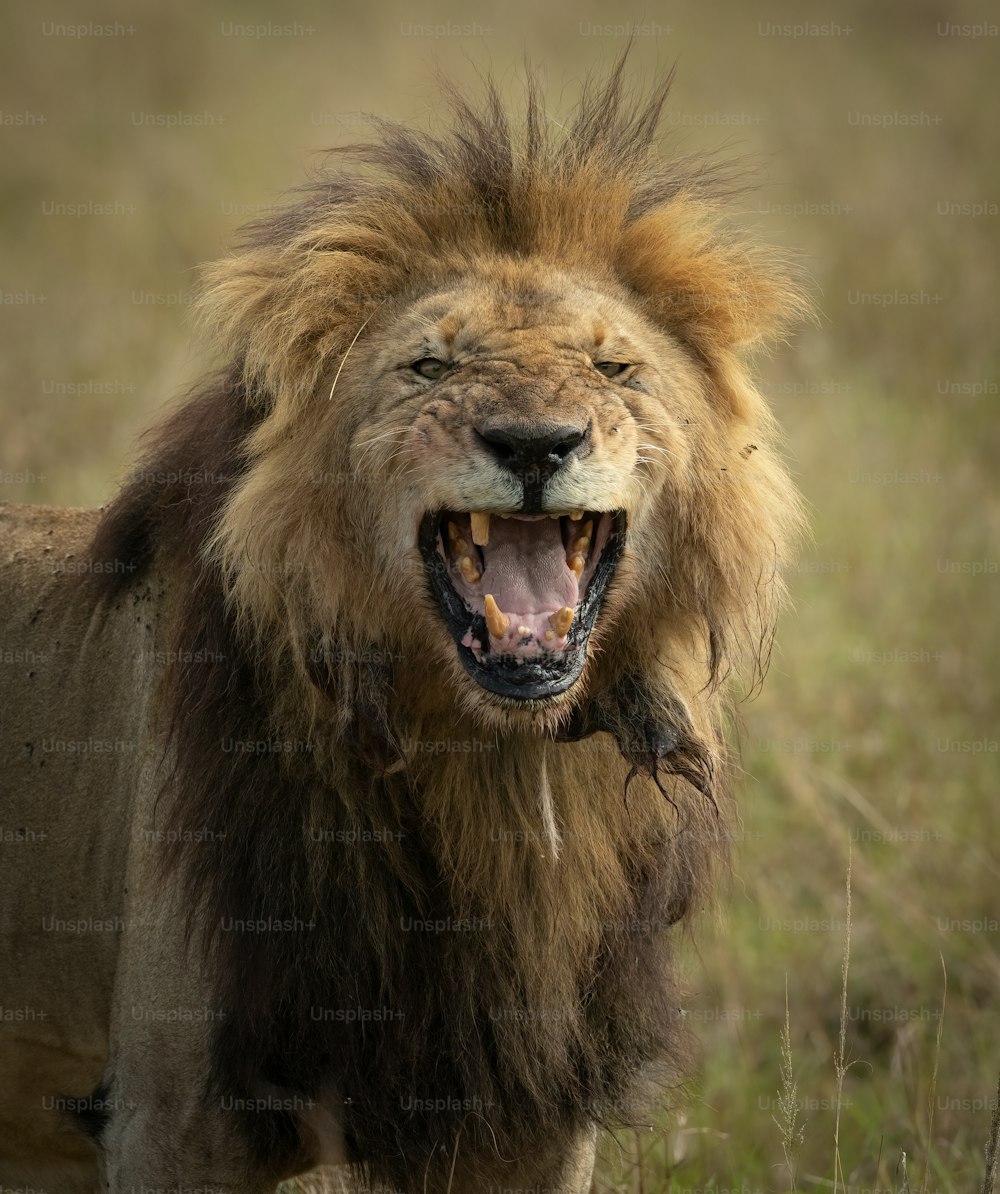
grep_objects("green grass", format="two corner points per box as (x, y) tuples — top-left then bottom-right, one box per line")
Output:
(4, 0), (998, 1187)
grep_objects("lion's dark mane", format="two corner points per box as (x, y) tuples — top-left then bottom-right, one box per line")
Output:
(89, 377), (713, 1188)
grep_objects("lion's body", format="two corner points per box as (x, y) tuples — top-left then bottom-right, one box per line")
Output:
(0, 505), (168, 1188)
(0, 63), (804, 1194)
(0, 503), (695, 1192)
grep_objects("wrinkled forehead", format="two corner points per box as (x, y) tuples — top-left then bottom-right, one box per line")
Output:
(385, 267), (653, 358)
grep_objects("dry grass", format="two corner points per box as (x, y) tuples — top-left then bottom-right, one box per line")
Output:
(3, 0), (997, 1187)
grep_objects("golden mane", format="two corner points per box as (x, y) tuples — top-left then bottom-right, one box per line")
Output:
(198, 62), (806, 408)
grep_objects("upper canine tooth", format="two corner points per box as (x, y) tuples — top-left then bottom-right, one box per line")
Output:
(470, 511), (491, 546)
(571, 519), (593, 553)
(549, 607), (574, 637)
(568, 553), (585, 578)
(484, 594), (509, 639)
(459, 555), (481, 584)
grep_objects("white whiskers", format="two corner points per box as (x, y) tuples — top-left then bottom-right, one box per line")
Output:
(328, 301), (385, 402)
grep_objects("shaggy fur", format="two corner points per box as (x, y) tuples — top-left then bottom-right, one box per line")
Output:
(69, 58), (806, 1190)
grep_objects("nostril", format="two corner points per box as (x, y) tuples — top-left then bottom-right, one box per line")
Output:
(474, 421), (591, 472)
(474, 428), (518, 461)
(550, 429), (584, 459)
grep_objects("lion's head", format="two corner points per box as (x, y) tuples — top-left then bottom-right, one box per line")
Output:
(162, 66), (807, 756)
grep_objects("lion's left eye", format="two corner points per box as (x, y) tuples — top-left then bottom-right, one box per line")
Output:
(593, 361), (630, 379)
(413, 357), (449, 380)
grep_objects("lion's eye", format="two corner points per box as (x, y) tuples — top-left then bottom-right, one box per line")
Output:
(593, 361), (629, 379)
(413, 357), (449, 380)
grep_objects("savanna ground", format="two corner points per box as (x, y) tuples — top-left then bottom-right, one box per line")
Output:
(2, 0), (997, 1190)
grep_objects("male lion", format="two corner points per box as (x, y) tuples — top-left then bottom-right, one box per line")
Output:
(0, 64), (804, 1193)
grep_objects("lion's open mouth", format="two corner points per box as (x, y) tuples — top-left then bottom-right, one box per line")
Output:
(418, 509), (626, 700)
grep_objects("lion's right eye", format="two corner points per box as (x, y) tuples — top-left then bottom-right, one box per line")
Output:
(593, 361), (630, 379)
(412, 357), (448, 380)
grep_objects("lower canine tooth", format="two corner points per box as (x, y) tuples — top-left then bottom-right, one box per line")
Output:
(549, 607), (573, 637)
(459, 555), (481, 584)
(470, 511), (491, 546)
(484, 594), (510, 639)
(569, 553), (585, 578)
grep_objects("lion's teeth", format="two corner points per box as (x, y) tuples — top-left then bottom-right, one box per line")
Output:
(459, 555), (481, 584)
(569, 510), (584, 521)
(570, 518), (594, 554)
(517, 624), (531, 637)
(544, 630), (555, 641)
(470, 512), (491, 546)
(568, 553), (585, 578)
(484, 594), (510, 639)
(448, 520), (470, 555)
(549, 607), (574, 637)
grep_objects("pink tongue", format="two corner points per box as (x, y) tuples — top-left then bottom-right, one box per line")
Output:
(479, 518), (578, 617)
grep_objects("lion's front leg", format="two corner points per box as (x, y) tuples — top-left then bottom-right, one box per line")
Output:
(94, 823), (303, 1193)
(95, 999), (291, 1194)
(290, 1124), (596, 1194)
(98, 1102), (270, 1194)
(453, 1123), (599, 1194)
(553, 1123), (599, 1193)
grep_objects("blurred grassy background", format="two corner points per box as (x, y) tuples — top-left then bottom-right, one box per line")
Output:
(2, 0), (998, 1189)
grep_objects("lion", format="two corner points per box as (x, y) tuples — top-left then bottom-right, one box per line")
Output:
(0, 61), (805, 1193)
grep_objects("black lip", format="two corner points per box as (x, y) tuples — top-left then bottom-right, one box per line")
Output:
(418, 509), (627, 700)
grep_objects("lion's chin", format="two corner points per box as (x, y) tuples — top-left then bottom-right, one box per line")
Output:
(418, 508), (627, 701)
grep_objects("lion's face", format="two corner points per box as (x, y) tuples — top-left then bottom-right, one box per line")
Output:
(198, 96), (805, 736)
(351, 260), (708, 709)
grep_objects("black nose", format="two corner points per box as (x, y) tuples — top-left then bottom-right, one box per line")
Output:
(474, 420), (591, 483)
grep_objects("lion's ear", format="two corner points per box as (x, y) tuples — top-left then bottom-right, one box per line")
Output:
(555, 672), (718, 804)
(616, 201), (810, 364)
